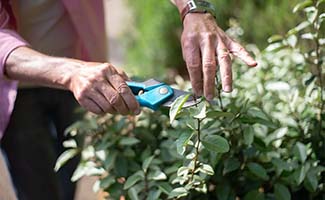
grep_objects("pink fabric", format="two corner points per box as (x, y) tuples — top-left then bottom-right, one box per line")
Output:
(0, 2), (28, 139)
(0, 0), (107, 139)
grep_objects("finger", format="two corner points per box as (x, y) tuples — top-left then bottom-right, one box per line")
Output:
(200, 35), (217, 100)
(95, 83), (117, 114)
(80, 98), (104, 115)
(181, 34), (203, 96)
(107, 74), (140, 115)
(228, 40), (257, 67)
(116, 67), (130, 81)
(89, 88), (116, 114)
(217, 40), (233, 93)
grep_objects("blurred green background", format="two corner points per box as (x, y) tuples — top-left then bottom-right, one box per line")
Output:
(124, 0), (301, 77)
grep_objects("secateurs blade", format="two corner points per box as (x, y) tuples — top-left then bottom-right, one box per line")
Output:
(126, 79), (200, 110)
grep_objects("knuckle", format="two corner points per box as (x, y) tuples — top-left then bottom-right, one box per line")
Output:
(182, 33), (197, 47)
(117, 83), (129, 94)
(218, 53), (230, 61)
(87, 73), (100, 83)
(203, 59), (216, 68)
(76, 86), (90, 100)
(202, 32), (216, 40)
(109, 91), (121, 105)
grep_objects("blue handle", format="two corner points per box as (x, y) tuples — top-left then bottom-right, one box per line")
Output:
(127, 81), (174, 110)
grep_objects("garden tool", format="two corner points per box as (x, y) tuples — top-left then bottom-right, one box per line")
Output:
(126, 79), (200, 110)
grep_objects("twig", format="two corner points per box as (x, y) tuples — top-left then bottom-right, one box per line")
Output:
(190, 119), (201, 182)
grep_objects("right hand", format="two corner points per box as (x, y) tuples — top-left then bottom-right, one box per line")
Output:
(69, 62), (140, 115)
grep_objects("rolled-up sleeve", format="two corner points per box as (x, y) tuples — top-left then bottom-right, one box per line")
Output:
(0, 1), (28, 139)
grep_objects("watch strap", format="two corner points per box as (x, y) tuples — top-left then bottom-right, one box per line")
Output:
(180, 0), (216, 22)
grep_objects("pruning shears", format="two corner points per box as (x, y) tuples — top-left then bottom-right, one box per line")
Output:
(126, 79), (199, 110)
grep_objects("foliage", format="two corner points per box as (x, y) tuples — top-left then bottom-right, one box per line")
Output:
(57, 1), (325, 199)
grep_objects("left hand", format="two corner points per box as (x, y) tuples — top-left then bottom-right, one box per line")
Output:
(181, 13), (257, 100)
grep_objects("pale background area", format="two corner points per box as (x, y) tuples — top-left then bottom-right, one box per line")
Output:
(74, 0), (131, 199)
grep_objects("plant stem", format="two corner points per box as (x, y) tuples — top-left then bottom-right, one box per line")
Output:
(144, 170), (149, 198)
(190, 118), (201, 182)
(215, 76), (224, 111)
(313, 3), (324, 134)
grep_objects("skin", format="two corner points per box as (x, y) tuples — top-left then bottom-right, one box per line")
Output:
(5, 47), (140, 115)
(171, 0), (257, 100)
(4, 1), (257, 115)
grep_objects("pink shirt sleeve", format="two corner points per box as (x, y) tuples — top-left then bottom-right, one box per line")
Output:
(0, 1), (28, 139)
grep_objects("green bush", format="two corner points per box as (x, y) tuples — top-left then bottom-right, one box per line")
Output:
(57, 1), (324, 199)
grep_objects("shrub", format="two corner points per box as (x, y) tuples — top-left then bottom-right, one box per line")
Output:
(56, 1), (324, 199)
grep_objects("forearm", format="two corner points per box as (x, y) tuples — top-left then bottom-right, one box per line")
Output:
(4, 46), (81, 90)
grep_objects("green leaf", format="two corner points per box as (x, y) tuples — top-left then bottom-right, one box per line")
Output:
(275, 184), (291, 200)
(267, 34), (284, 43)
(148, 170), (167, 180)
(193, 102), (207, 119)
(115, 156), (128, 177)
(304, 170), (318, 192)
(202, 135), (229, 153)
(168, 187), (188, 199)
(303, 165), (323, 191)
(293, 165), (308, 185)
(169, 94), (191, 124)
(123, 171), (144, 190)
(293, 142), (307, 163)
(198, 164), (215, 175)
(265, 42), (286, 52)
(147, 190), (161, 200)
(119, 137), (140, 146)
(223, 158), (240, 175)
(206, 111), (234, 118)
(62, 139), (77, 148)
(104, 151), (117, 171)
(55, 149), (79, 172)
(293, 0), (313, 13)
(271, 158), (293, 176)
(158, 182), (173, 194)
(286, 35), (298, 47)
(305, 6), (317, 23)
(247, 162), (269, 181)
(243, 126), (254, 146)
(287, 21), (310, 35)
(243, 190), (265, 200)
(142, 155), (155, 173)
(217, 184), (235, 200)
(176, 131), (194, 155)
(71, 163), (87, 182)
(128, 188), (139, 200)
(100, 175), (116, 189)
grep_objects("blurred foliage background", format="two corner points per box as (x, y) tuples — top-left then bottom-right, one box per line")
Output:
(124, 0), (301, 77)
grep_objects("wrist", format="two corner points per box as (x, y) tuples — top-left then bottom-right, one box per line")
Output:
(55, 58), (83, 91)
(178, 0), (216, 22)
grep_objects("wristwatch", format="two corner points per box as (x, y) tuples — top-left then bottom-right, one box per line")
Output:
(180, 0), (216, 22)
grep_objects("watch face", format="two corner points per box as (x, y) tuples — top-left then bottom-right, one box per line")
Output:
(188, 0), (197, 11)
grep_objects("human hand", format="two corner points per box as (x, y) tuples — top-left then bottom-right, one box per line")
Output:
(181, 13), (257, 100)
(69, 62), (140, 115)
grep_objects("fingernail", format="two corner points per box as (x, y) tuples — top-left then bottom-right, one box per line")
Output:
(223, 86), (232, 92)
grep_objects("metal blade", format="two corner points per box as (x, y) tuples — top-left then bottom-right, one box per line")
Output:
(161, 88), (201, 108)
